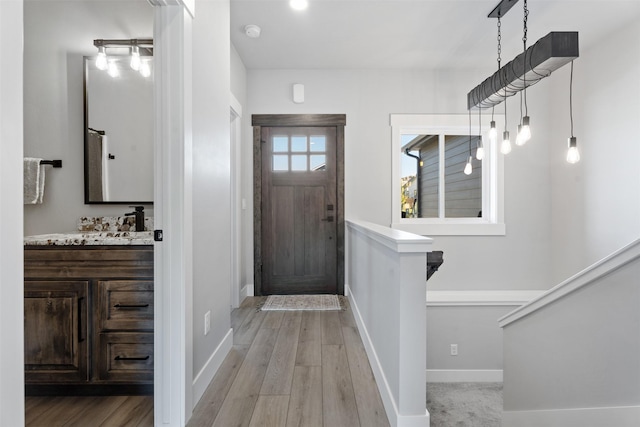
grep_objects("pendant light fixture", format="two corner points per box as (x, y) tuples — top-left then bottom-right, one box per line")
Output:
(566, 61), (580, 164)
(516, 0), (531, 146)
(464, 109), (474, 175)
(476, 107), (485, 160)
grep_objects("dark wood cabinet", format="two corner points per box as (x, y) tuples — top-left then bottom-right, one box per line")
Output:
(24, 246), (153, 395)
(24, 281), (89, 383)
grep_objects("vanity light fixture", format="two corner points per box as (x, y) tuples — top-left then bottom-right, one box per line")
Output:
(566, 61), (580, 164)
(93, 39), (153, 77)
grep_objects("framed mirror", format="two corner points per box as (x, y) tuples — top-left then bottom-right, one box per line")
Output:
(83, 56), (153, 204)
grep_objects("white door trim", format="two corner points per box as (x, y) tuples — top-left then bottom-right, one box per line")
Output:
(230, 93), (242, 308)
(153, 3), (193, 426)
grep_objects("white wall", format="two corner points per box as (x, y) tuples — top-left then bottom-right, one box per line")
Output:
(23, 0), (154, 235)
(245, 68), (553, 293)
(548, 17), (640, 284)
(0, 0), (25, 424)
(190, 0), (233, 407)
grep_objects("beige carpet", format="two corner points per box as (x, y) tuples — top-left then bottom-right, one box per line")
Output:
(427, 382), (503, 427)
(261, 294), (341, 311)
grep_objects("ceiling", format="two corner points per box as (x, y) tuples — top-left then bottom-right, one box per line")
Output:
(231, 0), (640, 70)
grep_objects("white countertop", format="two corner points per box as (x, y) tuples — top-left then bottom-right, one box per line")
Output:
(24, 231), (154, 246)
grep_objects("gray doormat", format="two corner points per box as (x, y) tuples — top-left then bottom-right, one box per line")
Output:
(261, 294), (341, 311)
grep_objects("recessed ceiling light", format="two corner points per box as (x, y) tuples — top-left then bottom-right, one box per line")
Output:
(289, 0), (308, 11)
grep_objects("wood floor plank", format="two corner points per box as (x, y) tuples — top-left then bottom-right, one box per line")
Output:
(188, 345), (251, 427)
(234, 308), (267, 345)
(100, 395), (153, 427)
(232, 307), (253, 331)
(25, 396), (62, 425)
(322, 344), (360, 427)
(261, 311), (285, 329)
(248, 395), (289, 427)
(28, 397), (92, 427)
(339, 304), (357, 328)
(213, 327), (279, 427)
(135, 405), (154, 427)
(296, 311), (322, 366)
(286, 366), (323, 427)
(260, 312), (302, 395)
(343, 326), (390, 427)
(62, 396), (128, 427)
(321, 311), (343, 345)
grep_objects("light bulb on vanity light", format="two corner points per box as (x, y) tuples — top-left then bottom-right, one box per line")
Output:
(107, 59), (119, 78)
(130, 45), (141, 71)
(566, 136), (580, 164)
(501, 131), (512, 154)
(139, 59), (151, 78)
(96, 46), (107, 70)
(464, 156), (473, 175)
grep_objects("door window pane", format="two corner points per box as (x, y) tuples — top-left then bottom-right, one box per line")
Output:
(310, 155), (326, 171)
(310, 136), (326, 152)
(291, 155), (307, 171)
(291, 136), (307, 152)
(273, 136), (288, 152)
(273, 155), (288, 171)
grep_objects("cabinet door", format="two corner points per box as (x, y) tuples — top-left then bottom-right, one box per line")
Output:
(97, 280), (154, 331)
(24, 281), (89, 383)
(97, 332), (153, 382)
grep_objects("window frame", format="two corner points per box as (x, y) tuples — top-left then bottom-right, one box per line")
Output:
(391, 114), (505, 236)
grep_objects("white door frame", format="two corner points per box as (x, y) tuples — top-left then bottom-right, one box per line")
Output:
(230, 94), (243, 308)
(152, 1), (194, 425)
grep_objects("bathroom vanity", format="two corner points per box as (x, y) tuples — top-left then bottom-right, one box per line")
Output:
(24, 236), (153, 396)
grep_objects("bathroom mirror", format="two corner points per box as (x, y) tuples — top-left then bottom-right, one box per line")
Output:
(83, 56), (153, 204)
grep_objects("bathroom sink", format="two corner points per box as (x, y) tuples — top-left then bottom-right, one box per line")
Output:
(24, 231), (154, 246)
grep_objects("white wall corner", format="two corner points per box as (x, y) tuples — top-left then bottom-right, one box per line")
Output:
(426, 369), (503, 383)
(241, 283), (254, 298)
(191, 328), (233, 408)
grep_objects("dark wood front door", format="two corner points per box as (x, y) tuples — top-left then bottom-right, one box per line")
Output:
(261, 126), (338, 294)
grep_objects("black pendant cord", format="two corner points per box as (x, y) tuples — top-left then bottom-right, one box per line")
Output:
(468, 109), (473, 157)
(523, 0), (529, 116)
(570, 60), (574, 138)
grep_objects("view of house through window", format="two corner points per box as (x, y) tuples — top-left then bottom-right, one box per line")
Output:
(401, 133), (482, 219)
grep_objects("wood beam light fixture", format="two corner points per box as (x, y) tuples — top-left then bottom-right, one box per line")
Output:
(467, 31), (579, 110)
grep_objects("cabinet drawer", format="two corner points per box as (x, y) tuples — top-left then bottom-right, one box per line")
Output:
(98, 280), (153, 331)
(97, 332), (153, 382)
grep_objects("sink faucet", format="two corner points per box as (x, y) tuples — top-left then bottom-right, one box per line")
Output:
(124, 206), (145, 231)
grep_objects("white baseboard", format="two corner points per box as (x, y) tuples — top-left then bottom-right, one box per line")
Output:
(347, 287), (430, 427)
(503, 405), (640, 427)
(191, 328), (233, 408)
(426, 369), (503, 382)
(241, 283), (254, 299)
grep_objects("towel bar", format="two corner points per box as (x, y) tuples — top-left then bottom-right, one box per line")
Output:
(40, 160), (62, 168)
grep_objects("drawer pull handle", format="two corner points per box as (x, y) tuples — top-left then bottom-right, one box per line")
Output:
(115, 355), (150, 361)
(114, 303), (149, 309)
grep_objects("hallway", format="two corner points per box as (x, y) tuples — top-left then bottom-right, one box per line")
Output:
(188, 297), (390, 426)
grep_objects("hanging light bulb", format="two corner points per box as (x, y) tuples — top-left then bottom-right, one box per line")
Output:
(476, 138), (485, 160)
(520, 116), (531, 143)
(95, 46), (107, 70)
(139, 59), (151, 77)
(515, 124), (525, 146)
(501, 131), (512, 154)
(464, 156), (473, 175)
(130, 45), (141, 70)
(107, 59), (119, 78)
(489, 120), (497, 144)
(566, 137), (580, 164)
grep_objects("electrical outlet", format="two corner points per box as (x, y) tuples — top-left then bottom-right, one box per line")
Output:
(450, 344), (458, 356)
(204, 311), (211, 336)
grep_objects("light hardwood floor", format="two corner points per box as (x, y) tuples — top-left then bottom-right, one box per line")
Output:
(25, 296), (389, 427)
(188, 296), (390, 427)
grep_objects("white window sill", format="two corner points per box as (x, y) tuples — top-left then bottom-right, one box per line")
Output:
(391, 221), (506, 236)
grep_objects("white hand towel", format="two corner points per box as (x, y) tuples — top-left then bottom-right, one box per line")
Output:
(23, 157), (45, 204)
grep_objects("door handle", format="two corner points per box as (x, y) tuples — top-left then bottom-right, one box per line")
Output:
(321, 216), (334, 222)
